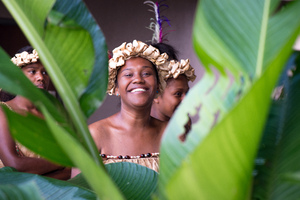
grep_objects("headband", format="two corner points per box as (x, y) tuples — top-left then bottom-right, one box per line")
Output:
(11, 49), (39, 67)
(161, 59), (196, 82)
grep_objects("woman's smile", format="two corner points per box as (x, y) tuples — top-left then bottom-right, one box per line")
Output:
(129, 87), (147, 93)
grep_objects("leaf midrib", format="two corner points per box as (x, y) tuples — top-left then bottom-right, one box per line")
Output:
(256, 0), (271, 77)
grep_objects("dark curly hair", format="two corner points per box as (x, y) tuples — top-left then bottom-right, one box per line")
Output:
(151, 42), (178, 61)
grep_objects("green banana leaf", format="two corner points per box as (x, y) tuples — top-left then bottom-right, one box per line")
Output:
(159, 0), (300, 199)
(0, 168), (96, 200)
(50, 0), (108, 118)
(159, 69), (242, 191)
(2, 106), (74, 166)
(41, 106), (123, 199)
(192, 0), (280, 78)
(253, 52), (300, 199)
(0, 162), (158, 200)
(2, 0), (105, 163)
(0, 182), (44, 200)
(69, 162), (158, 200)
(2, 0), (108, 118)
(105, 162), (158, 200)
(1, 0), (122, 199)
(164, 58), (281, 200)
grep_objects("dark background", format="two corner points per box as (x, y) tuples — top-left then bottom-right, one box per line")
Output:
(0, 0), (214, 123)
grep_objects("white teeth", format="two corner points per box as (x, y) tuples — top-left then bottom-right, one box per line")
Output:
(131, 88), (146, 93)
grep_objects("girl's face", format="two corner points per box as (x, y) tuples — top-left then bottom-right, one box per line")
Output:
(155, 75), (189, 120)
(22, 62), (50, 90)
(116, 57), (158, 108)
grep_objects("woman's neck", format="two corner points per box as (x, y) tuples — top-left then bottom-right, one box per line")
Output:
(150, 105), (170, 122)
(118, 105), (152, 127)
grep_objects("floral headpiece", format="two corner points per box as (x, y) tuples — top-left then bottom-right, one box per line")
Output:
(107, 40), (169, 95)
(11, 49), (39, 67)
(161, 59), (196, 82)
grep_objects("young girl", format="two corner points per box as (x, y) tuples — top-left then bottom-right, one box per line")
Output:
(150, 43), (196, 141)
(150, 43), (196, 122)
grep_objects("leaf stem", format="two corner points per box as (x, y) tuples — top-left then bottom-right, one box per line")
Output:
(256, 0), (271, 77)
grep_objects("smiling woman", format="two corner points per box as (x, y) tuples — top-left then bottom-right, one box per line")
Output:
(71, 40), (170, 177)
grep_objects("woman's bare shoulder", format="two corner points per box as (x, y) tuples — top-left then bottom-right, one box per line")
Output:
(88, 118), (108, 151)
(88, 115), (118, 148)
(89, 118), (110, 137)
(89, 118), (107, 129)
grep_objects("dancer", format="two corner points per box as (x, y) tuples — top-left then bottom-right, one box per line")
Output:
(0, 46), (70, 180)
(71, 40), (169, 177)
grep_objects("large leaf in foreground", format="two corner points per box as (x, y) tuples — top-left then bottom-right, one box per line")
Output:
(0, 181), (44, 200)
(2, 0), (101, 169)
(41, 106), (123, 200)
(0, 169), (96, 200)
(50, 0), (108, 117)
(159, 69), (242, 192)
(159, 0), (300, 199)
(165, 60), (281, 199)
(0, 162), (158, 200)
(192, 0), (280, 78)
(2, 0), (107, 118)
(2, 106), (73, 166)
(106, 162), (157, 200)
(253, 52), (300, 199)
(70, 162), (158, 200)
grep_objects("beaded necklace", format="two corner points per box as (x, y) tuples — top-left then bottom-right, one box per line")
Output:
(100, 152), (159, 159)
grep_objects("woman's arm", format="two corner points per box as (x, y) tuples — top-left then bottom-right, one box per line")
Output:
(0, 107), (68, 177)
(44, 167), (71, 180)
(71, 167), (81, 178)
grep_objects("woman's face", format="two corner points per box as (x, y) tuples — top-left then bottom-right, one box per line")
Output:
(22, 62), (50, 90)
(116, 57), (158, 108)
(155, 75), (189, 120)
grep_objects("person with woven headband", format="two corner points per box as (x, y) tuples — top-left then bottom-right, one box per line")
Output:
(71, 40), (168, 177)
(143, 1), (196, 141)
(0, 46), (70, 180)
(0, 48), (42, 101)
(150, 43), (196, 141)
